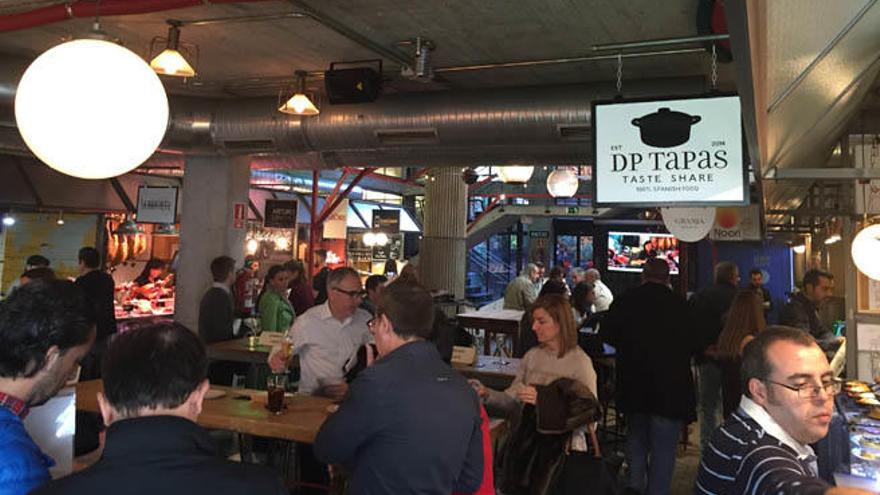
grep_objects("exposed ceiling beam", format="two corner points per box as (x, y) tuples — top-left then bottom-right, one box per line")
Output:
(765, 167), (880, 180)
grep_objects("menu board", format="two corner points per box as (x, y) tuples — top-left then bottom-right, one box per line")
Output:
(372, 209), (401, 233)
(264, 200), (297, 229)
(372, 234), (402, 261)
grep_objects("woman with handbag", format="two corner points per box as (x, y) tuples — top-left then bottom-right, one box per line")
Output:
(472, 294), (601, 494)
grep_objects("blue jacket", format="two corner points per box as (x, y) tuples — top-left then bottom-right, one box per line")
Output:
(314, 340), (484, 495)
(0, 407), (53, 495)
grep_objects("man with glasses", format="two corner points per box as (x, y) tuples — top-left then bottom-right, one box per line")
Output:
(695, 326), (868, 495)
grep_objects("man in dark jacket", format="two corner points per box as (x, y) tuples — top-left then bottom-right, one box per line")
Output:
(780, 269), (835, 344)
(33, 323), (286, 495)
(690, 260), (739, 451)
(199, 256), (247, 386)
(601, 259), (697, 495)
(74, 247), (117, 380)
(314, 281), (484, 495)
(0, 280), (95, 495)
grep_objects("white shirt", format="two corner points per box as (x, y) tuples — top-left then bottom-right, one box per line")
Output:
(739, 396), (819, 476)
(284, 303), (372, 394)
(592, 279), (614, 312)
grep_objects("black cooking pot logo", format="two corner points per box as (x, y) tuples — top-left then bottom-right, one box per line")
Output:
(631, 107), (702, 148)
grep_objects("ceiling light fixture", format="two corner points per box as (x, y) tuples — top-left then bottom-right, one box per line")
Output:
(546, 167), (579, 198)
(852, 224), (880, 280)
(497, 166), (534, 184)
(150, 23), (197, 78)
(2, 213), (15, 227)
(15, 23), (169, 179)
(279, 70), (320, 116)
(56, 211), (64, 226)
(823, 234), (841, 245)
(792, 244), (806, 254)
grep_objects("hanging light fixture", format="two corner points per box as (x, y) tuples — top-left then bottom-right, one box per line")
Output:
(374, 232), (389, 246)
(15, 24), (169, 180)
(496, 166), (534, 184)
(2, 213), (15, 227)
(792, 244), (806, 254)
(852, 224), (880, 280)
(278, 70), (320, 116)
(56, 211), (65, 226)
(150, 23), (197, 78)
(546, 167), (579, 198)
(363, 232), (377, 247)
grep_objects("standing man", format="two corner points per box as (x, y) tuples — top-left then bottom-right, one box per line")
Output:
(75, 247), (117, 380)
(585, 268), (614, 313)
(780, 269), (836, 343)
(199, 256), (247, 386)
(570, 267), (587, 286)
(314, 281), (484, 495)
(33, 323), (286, 495)
(695, 327), (871, 495)
(503, 263), (539, 311)
(602, 259), (696, 495)
(312, 249), (331, 305)
(233, 255), (260, 318)
(361, 274), (387, 315)
(6, 254), (50, 296)
(749, 268), (773, 317)
(691, 261), (739, 451)
(0, 280), (95, 495)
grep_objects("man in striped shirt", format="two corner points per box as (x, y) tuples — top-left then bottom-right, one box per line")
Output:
(695, 327), (870, 495)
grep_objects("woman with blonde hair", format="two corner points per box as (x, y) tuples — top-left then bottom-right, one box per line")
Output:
(716, 289), (766, 416)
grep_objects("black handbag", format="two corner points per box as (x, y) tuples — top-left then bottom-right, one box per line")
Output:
(550, 430), (619, 495)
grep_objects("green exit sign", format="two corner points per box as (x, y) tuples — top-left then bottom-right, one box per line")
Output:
(567, 207), (579, 214)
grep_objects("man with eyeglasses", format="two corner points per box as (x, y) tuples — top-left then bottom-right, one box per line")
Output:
(268, 267), (372, 400)
(695, 326), (869, 495)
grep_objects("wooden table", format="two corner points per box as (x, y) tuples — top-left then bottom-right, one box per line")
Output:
(456, 309), (524, 356)
(76, 380), (506, 444)
(206, 338), (271, 365)
(453, 355), (520, 390)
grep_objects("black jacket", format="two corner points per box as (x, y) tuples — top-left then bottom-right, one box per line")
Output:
(690, 282), (738, 356)
(601, 282), (697, 422)
(780, 293), (833, 342)
(499, 378), (600, 495)
(75, 270), (117, 341)
(314, 340), (483, 495)
(32, 415), (286, 495)
(198, 286), (234, 344)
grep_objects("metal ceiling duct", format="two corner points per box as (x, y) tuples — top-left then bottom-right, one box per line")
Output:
(0, 50), (704, 168)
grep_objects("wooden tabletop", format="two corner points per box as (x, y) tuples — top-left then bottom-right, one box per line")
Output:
(453, 355), (520, 382)
(456, 309), (524, 323)
(206, 338), (272, 365)
(76, 379), (507, 444)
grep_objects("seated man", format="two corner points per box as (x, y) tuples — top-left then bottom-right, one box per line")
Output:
(695, 327), (871, 495)
(34, 323), (286, 495)
(0, 280), (95, 495)
(314, 281), (483, 495)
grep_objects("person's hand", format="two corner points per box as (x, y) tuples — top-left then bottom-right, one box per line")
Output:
(321, 382), (349, 402)
(517, 386), (538, 405)
(468, 379), (488, 399)
(267, 349), (289, 373)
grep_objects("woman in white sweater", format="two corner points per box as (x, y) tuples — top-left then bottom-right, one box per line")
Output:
(475, 294), (598, 419)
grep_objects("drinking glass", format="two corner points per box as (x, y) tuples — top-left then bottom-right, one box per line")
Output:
(266, 374), (288, 414)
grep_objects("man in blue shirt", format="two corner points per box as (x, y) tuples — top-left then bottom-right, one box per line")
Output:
(0, 280), (95, 495)
(314, 281), (484, 495)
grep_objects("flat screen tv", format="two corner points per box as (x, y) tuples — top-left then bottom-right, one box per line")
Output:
(607, 231), (679, 275)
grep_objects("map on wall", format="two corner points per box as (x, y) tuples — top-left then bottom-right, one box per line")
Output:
(2, 213), (97, 293)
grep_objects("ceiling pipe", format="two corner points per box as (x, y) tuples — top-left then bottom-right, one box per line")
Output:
(0, 0), (276, 32)
(592, 33), (730, 51)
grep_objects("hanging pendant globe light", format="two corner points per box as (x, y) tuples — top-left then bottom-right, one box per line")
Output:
(852, 224), (880, 280)
(546, 167), (579, 198)
(15, 36), (169, 179)
(497, 166), (534, 184)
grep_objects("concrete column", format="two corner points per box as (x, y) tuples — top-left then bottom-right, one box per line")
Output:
(175, 155), (250, 331)
(419, 167), (467, 298)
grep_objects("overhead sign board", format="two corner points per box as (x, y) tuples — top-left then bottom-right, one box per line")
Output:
(592, 94), (747, 207)
(264, 200), (297, 229)
(136, 186), (178, 224)
(372, 209), (400, 234)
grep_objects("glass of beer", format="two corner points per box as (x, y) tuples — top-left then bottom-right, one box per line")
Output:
(266, 374), (288, 414)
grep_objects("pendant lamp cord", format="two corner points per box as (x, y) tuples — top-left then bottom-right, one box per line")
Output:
(615, 53), (623, 95)
(93, 0), (102, 31)
(710, 43), (718, 90)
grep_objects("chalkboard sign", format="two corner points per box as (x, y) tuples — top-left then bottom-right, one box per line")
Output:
(372, 209), (401, 233)
(264, 200), (297, 228)
(372, 234), (402, 261)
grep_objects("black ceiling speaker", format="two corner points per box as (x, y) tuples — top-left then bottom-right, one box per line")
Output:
(324, 60), (383, 104)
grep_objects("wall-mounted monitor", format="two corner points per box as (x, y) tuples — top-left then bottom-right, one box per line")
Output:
(607, 231), (679, 275)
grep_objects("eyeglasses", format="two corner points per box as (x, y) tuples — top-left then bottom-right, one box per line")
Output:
(764, 378), (842, 400)
(367, 317), (377, 328)
(334, 287), (366, 298)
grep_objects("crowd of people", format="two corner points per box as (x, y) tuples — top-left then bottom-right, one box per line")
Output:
(0, 245), (865, 495)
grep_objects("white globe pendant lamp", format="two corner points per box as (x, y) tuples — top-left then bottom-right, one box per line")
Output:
(546, 168), (579, 198)
(497, 166), (534, 184)
(15, 37), (169, 179)
(852, 224), (880, 280)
